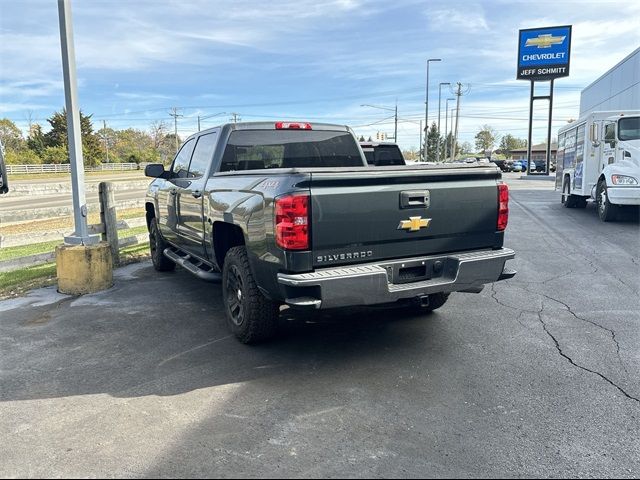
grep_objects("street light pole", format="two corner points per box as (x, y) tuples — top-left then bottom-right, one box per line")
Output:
(423, 58), (441, 161)
(57, 0), (98, 245)
(436, 82), (450, 163)
(445, 98), (455, 161)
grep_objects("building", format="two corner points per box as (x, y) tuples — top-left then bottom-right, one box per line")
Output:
(579, 47), (640, 116)
(509, 143), (557, 163)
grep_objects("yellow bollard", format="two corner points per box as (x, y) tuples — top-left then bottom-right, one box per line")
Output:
(56, 241), (113, 295)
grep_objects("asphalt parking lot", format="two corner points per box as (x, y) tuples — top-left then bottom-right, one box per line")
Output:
(1, 184), (639, 478)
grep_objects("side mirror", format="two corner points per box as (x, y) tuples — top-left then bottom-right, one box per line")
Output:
(145, 163), (168, 178)
(0, 148), (8, 194)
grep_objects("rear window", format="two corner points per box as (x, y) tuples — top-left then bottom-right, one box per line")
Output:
(361, 145), (405, 166)
(219, 130), (365, 171)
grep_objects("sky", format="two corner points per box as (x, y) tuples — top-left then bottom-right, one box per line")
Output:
(1, 0), (639, 151)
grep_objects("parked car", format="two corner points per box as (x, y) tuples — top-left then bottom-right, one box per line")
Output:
(511, 160), (526, 172)
(144, 121), (516, 343)
(491, 159), (510, 172)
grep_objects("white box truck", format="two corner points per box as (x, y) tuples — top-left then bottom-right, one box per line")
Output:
(555, 111), (640, 221)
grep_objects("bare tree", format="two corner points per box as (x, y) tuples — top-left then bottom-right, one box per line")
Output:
(149, 120), (169, 149)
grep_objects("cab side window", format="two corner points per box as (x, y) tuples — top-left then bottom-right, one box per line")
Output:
(188, 132), (218, 178)
(604, 123), (615, 144)
(171, 139), (196, 178)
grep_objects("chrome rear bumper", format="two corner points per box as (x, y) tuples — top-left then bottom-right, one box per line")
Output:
(277, 248), (515, 309)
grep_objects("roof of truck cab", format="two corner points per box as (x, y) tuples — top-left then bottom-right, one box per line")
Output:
(198, 122), (352, 135)
(359, 142), (400, 148)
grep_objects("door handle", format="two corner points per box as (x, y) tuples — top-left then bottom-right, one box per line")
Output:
(169, 188), (177, 195)
(192, 190), (202, 199)
(400, 190), (430, 209)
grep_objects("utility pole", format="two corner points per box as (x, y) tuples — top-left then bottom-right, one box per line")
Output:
(102, 120), (109, 163)
(169, 107), (182, 153)
(394, 100), (398, 142)
(450, 107), (455, 161)
(197, 115), (201, 132)
(423, 58), (442, 161)
(231, 112), (240, 124)
(419, 120), (422, 161)
(451, 82), (470, 162)
(436, 82), (450, 163)
(444, 98), (454, 161)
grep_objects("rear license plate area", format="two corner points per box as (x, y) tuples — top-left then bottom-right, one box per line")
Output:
(389, 259), (440, 284)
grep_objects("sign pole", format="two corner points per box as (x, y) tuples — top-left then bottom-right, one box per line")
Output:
(527, 80), (534, 175)
(57, 0), (98, 245)
(546, 78), (555, 174)
(517, 25), (571, 176)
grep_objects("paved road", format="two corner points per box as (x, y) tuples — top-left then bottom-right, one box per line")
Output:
(1, 188), (639, 478)
(0, 188), (146, 212)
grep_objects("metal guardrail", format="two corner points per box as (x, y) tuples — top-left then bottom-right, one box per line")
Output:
(6, 163), (145, 174)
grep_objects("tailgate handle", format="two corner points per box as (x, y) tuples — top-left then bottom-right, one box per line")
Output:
(400, 190), (430, 209)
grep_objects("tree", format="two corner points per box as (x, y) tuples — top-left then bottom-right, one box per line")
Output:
(4, 149), (41, 165)
(96, 125), (117, 163)
(443, 132), (460, 161)
(0, 118), (25, 152)
(426, 122), (441, 162)
(460, 142), (473, 155)
(27, 124), (46, 157)
(402, 148), (419, 161)
(474, 124), (499, 152)
(111, 128), (160, 165)
(149, 120), (169, 149)
(358, 135), (365, 142)
(43, 109), (103, 166)
(41, 145), (69, 164)
(498, 134), (527, 158)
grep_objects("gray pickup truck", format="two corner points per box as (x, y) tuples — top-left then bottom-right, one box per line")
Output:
(145, 121), (515, 343)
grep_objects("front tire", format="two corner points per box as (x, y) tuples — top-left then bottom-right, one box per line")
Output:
(596, 179), (619, 222)
(149, 220), (176, 272)
(222, 246), (279, 344)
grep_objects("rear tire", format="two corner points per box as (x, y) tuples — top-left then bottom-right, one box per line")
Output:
(222, 246), (279, 344)
(596, 179), (619, 222)
(149, 220), (176, 272)
(562, 179), (578, 208)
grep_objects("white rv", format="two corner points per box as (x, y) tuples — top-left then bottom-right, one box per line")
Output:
(555, 111), (640, 221)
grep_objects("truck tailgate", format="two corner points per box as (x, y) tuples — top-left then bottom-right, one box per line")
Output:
(309, 166), (503, 267)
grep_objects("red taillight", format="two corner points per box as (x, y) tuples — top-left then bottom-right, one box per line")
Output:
(275, 194), (309, 250)
(497, 183), (509, 231)
(275, 122), (312, 130)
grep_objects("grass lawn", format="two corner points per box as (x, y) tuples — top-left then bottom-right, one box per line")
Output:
(0, 226), (149, 262)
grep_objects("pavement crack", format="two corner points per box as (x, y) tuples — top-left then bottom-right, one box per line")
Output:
(534, 290), (629, 376)
(536, 312), (639, 404)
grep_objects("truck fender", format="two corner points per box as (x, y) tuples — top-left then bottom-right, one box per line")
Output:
(206, 192), (267, 269)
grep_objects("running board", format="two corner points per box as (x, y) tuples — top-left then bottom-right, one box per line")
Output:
(163, 248), (222, 283)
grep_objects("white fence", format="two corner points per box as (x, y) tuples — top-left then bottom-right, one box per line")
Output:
(7, 163), (143, 174)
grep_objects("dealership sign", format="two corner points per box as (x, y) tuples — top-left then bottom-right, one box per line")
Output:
(517, 25), (572, 80)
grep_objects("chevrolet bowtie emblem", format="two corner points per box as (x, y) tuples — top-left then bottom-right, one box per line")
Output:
(525, 34), (566, 49)
(398, 216), (431, 232)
